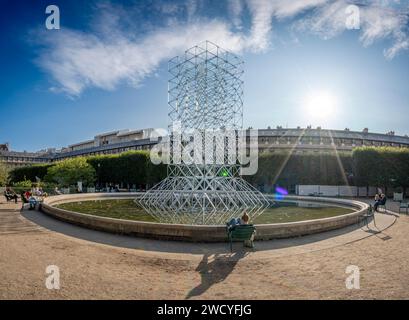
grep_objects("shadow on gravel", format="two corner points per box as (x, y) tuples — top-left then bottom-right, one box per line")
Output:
(186, 251), (248, 299)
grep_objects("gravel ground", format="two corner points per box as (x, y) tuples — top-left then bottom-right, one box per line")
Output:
(0, 200), (408, 299)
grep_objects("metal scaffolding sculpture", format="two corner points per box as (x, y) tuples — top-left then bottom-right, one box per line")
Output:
(137, 41), (269, 225)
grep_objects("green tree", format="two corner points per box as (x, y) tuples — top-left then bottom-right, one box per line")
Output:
(12, 179), (33, 189)
(8, 164), (53, 183)
(244, 151), (352, 190)
(395, 149), (409, 195)
(352, 146), (409, 195)
(0, 162), (9, 186)
(45, 157), (96, 187)
(87, 151), (151, 187)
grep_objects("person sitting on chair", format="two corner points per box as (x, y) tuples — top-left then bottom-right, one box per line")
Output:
(239, 213), (255, 248)
(379, 194), (387, 209)
(4, 188), (18, 203)
(54, 186), (63, 195)
(4, 190), (10, 201)
(240, 212), (250, 224)
(28, 195), (37, 210)
(227, 212), (251, 230)
(227, 216), (241, 231)
(24, 190), (32, 201)
(374, 193), (386, 212)
(373, 193), (380, 211)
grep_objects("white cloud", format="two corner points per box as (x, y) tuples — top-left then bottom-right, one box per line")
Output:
(295, 0), (409, 58)
(245, 0), (276, 51)
(294, 0), (348, 39)
(36, 20), (245, 96)
(157, 2), (180, 15)
(384, 37), (409, 59)
(34, 0), (409, 96)
(228, 0), (244, 29)
(244, 0), (328, 52)
(272, 0), (328, 19)
(186, 0), (200, 21)
(360, 5), (407, 46)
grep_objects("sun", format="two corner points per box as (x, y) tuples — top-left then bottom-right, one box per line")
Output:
(304, 90), (337, 118)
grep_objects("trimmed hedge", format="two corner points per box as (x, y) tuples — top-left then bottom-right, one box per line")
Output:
(8, 151), (167, 188)
(352, 146), (409, 193)
(7, 147), (409, 193)
(244, 151), (353, 192)
(8, 164), (53, 183)
(0, 162), (8, 186)
(87, 151), (166, 187)
(45, 157), (96, 187)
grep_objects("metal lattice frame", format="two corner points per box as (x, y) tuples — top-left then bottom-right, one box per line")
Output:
(137, 41), (269, 225)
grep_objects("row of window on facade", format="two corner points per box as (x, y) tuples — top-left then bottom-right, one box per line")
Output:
(1, 144), (153, 164)
(258, 137), (406, 148)
(0, 156), (49, 163)
(56, 145), (152, 160)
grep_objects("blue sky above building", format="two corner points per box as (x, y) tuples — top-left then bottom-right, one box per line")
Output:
(0, 0), (408, 151)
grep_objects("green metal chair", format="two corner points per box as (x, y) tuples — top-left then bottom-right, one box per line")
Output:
(227, 224), (256, 252)
(362, 205), (376, 228)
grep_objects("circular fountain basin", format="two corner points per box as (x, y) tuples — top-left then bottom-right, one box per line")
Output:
(41, 193), (368, 242)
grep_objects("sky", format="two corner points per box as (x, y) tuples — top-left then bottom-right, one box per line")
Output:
(0, 0), (408, 152)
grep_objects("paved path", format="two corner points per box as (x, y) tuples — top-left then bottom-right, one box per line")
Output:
(19, 202), (397, 260)
(0, 198), (408, 299)
(0, 202), (44, 235)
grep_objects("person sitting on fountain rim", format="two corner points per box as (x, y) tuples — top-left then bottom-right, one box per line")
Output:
(28, 195), (38, 210)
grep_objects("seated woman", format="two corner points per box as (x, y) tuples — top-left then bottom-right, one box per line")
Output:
(54, 187), (63, 195)
(28, 195), (38, 210)
(227, 216), (241, 231)
(374, 193), (387, 212)
(240, 212), (250, 225)
(4, 188), (18, 203)
(240, 213), (255, 248)
(227, 212), (251, 230)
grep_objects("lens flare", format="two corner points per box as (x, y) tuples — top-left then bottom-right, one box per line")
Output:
(274, 186), (288, 200)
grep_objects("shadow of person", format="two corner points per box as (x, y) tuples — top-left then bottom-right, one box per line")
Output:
(186, 251), (248, 299)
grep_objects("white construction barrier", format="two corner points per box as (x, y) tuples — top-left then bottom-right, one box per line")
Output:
(318, 185), (339, 196)
(393, 192), (403, 201)
(358, 187), (368, 197)
(339, 186), (357, 197)
(368, 187), (378, 196)
(296, 185), (319, 196)
(297, 185), (361, 197)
